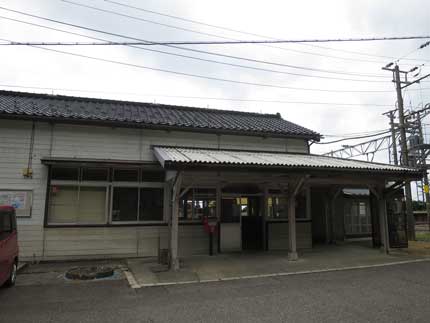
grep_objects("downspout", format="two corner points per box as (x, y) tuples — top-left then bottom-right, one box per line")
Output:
(24, 121), (35, 178)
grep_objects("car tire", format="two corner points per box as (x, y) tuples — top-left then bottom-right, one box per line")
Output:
(4, 261), (17, 288)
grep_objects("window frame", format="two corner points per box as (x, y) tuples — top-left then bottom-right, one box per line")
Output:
(267, 195), (289, 220)
(266, 188), (311, 221)
(179, 186), (217, 223)
(109, 182), (166, 225)
(48, 180), (110, 226)
(46, 165), (167, 227)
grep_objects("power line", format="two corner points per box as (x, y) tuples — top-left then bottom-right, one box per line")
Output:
(103, 0), (430, 64)
(0, 16), (391, 84)
(323, 128), (390, 137)
(67, 0), (420, 66)
(0, 7), (390, 79)
(4, 37), (430, 45)
(63, 0), (421, 65)
(397, 40), (430, 63)
(68, 0), (390, 65)
(315, 131), (391, 144)
(1, 37), (401, 93)
(0, 83), (405, 107)
(4, 38), (430, 46)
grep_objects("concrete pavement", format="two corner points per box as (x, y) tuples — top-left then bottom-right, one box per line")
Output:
(1, 261), (430, 323)
(127, 242), (430, 287)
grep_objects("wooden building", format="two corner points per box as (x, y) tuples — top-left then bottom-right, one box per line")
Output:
(0, 90), (420, 268)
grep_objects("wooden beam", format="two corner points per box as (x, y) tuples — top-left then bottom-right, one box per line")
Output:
(179, 182), (194, 199)
(368, 185), (380, 200)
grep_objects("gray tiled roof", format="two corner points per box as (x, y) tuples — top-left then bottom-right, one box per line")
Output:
(0, 90), (320, 139)
(154, 146), (420, 175)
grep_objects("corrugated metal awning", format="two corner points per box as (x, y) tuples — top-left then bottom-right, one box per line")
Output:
(153, 146), (421, 176)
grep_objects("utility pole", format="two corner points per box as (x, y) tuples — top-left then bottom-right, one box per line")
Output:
(416, 112), (430, 231)
(394, 65), (415, 240)
(382, 62), (430, 240)
(383, 109), (399, 165)
(382, 64), (415, 240)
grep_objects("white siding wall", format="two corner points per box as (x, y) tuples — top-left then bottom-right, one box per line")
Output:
(0, 119), (309, 260)
(0, 121), (50, 260)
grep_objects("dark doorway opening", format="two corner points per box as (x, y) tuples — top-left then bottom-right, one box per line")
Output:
(241, 196), (263, 250)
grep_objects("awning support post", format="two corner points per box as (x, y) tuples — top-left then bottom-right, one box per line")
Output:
(262, 186), (269, 251)
(288, 196), (298, 261)
(368, 184), (390, 254)
(170, 171), (183, 271)
(288, 176), (308, 261)
(329, 188), (342, 243)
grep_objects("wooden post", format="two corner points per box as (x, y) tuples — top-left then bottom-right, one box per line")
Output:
(369, 185), (390, 254)
(170, 171), (182, 271)
(330, 188), (342, 243)
(288, 176), (307, 261)
(378, 194), (390, 254)
(262, 186), (268, 251)
(216, 183), (222, 254)
(288, 195), (298, 260)
(324, 196), (330, 244)
(306, 187), (311, 221)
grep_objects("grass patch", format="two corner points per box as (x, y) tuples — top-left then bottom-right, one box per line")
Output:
(416, 232), (430, 242)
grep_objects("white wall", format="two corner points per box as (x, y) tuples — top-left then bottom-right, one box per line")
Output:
(0, 119), (309, 260)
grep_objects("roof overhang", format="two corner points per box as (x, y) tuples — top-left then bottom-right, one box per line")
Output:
(153, 146), (422, 180)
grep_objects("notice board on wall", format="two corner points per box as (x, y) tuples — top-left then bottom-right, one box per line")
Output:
(0, 190), (33, 218)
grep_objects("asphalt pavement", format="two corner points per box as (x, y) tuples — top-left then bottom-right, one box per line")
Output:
(1, 261), (430, 323)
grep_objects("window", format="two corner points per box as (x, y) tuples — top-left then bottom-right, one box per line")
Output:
(142, 171), (165, 182)
(49, 186), (79, 224)
(344, 200), (371, 235)
(139, 188), (164, 221)
(48, 166), (108, 225)
(114, 169), (138, 182)
(295, 193), (307, 219)
(112, 187), (138, 222)
(47, 165), (165, 225)
(267, 190), (309, 220)
(180, 188), (216, 221)
(82, 168), (109, 181)
(194, 189), (216, 219)
(48, 186), (107, 224)
(51, 167), (79, 180)
(220, 198), (241, 223)
(267, 196), (288, 219)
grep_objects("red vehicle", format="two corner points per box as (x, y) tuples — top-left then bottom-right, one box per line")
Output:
(0, 206), (18, 287)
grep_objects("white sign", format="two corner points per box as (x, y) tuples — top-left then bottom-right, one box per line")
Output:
(0, 190), (32, 217)
(0, 191), (28, 209)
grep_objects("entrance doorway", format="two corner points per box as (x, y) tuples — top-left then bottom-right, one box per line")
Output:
(220, 195), (263, 251)
(240, 196), (263, 250)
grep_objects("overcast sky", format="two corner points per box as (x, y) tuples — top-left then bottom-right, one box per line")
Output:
(1, 0), (429, 161)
